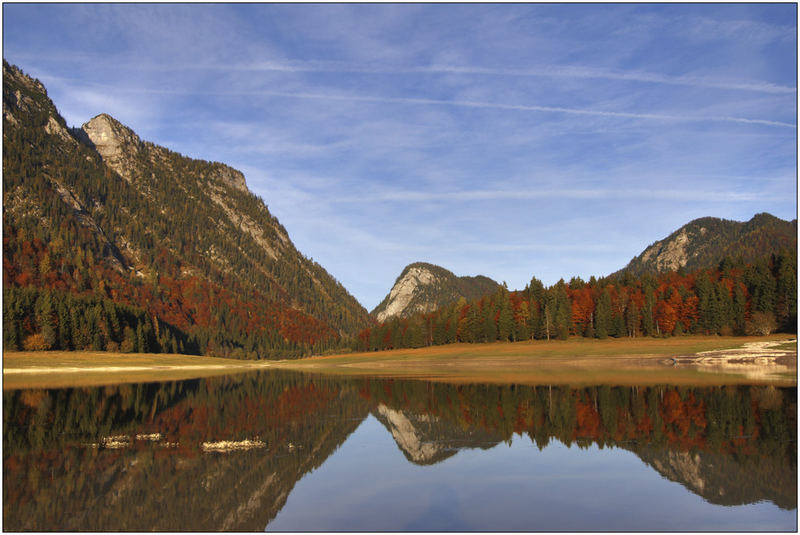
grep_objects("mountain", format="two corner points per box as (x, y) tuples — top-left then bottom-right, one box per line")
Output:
(2, 61), (370, 358)
(371, 262), (499, 322)
(617, 213), (797, 277)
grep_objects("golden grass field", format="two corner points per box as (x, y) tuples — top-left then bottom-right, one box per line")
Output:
(3, 335), (796, 389)
(271, 335), (797, 386)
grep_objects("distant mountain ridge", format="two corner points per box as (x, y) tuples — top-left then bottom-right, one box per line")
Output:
(3, 60), (370, 357)
(616, 213), (796, 277)
(371, 262), (499, 322)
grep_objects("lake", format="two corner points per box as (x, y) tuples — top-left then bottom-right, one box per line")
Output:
(3, 369), (796, 531)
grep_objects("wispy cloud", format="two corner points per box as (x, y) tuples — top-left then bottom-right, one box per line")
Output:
(327, 187), (772, 204)
(191, 60), (797, 95)
(18, 49), (794, 95)
(242, 90), (795, 129)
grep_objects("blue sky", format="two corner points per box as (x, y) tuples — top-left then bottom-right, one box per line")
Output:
(3, 3), (797, 310)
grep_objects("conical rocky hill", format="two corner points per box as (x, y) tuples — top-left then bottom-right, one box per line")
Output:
(371, 262), (499, 322)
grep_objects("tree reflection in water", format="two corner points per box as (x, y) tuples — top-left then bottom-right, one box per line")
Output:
(3, 371), (796, 530)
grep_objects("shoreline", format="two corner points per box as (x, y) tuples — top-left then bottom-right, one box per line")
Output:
(2, 352), (274, 389)
(270, 336), (797, 386)
(3, 336), (796, 389)
(3, 363), (273, 375)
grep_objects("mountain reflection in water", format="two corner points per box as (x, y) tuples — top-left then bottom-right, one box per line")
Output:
(3, 370), (796, 531)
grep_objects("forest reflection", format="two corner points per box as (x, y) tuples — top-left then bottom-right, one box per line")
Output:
(4, 370), (796, 531)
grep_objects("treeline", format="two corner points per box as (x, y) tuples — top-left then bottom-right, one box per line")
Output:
(4, 287), (164, 353)
(355, 250), (797, 352)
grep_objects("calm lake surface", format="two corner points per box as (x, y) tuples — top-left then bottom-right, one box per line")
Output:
(3, 370), (796, 531)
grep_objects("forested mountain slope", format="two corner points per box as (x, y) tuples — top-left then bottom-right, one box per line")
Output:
(371, 262), (499, 322)
(617, 213), (796, 277)
(3, 61), (371, 358)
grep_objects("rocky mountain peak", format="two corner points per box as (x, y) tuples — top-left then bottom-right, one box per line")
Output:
(372, 404), (502, 466)
(374, 264), (439, 322)
(617, 213), (796, 277)
(3, 61), (46, 98)
(371, 262), (499, 322)
(208, 162), (248, 193)
(3, 61), (63, 133)
(80, 113), (247, 192)
(375, 404), (442, 463)
(80, 114), (147, 185)
(81, 113), (142, 170)
(636, 445), (796, 509)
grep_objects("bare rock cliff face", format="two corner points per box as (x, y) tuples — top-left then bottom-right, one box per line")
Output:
(637, 227), (695, 272)
(208, 164), (247, 193)
(82, 113), (142, 174)
(375, 266), (438, 322)
(82, 114), (247, 192)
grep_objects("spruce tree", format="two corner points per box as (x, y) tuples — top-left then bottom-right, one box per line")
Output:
(552, 281), (571, 340)
(482, 300), (498, 342)
(595, 289), (612, 339)
(497, 285), (513, 342)
(695, 271), (714, 334)
(733, 285), (746, 335)
(625, 301), (640, 337)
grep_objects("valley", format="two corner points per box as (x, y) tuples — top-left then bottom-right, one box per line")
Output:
(3, 60), (796, 365)
(3, 5), (796, 532)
